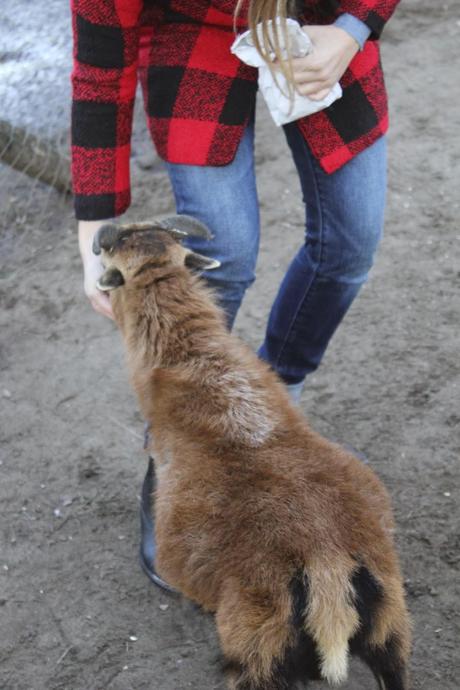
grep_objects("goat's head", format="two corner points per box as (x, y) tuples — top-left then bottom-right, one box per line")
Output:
(93, 215), (220, 293)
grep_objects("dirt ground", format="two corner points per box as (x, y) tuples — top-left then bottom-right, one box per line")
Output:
(0, 1), (459, 689)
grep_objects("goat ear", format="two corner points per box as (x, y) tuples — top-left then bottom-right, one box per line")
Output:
(96, 267), (125, 291)
(184, 252), (221, 272)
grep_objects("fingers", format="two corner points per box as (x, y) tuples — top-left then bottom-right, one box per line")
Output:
(295, 81), (333, 99)
(273, 32), (337, 100)
(290, 24), (358, 98)
(292, 65), (333, 99)
(303, 88), (332, 101)
(88, 288), (115, 320)
(291, 57), (335, 97)
(291, 55), (322, 75)
(81, 252), (115, 320)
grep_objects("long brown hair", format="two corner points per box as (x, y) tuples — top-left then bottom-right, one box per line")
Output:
(234, 1), (299, 95)
(236, 1), (291, 82)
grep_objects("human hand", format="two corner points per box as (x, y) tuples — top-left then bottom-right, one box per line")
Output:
(78, 220), (114, 320)
(290, 25), (359, 101)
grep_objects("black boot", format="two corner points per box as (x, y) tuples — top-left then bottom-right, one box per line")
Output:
(139, 457), (177, 593)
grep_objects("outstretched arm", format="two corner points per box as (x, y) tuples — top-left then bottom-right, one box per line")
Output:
(71, 0), (143, 221)
(71, 0), (143, 318)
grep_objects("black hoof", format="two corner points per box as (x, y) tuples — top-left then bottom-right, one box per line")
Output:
(139, 457), (178, 594)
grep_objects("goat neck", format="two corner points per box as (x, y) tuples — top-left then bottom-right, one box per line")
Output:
(115, 267), (229, 372)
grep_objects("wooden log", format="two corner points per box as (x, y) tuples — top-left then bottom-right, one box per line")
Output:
(0, 119), (71, 193)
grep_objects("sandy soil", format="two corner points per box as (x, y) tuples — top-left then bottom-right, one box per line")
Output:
(0, 1), (459, 688)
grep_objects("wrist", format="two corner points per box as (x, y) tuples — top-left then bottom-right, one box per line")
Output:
(333, 13), (371, 51)
(332, 25), (360, 54)
(78, 220), (111, 259)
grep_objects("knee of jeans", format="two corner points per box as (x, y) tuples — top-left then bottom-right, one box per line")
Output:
(318, 221), (383, 284)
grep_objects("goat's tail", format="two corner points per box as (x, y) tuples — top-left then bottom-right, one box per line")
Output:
(218, 562), (410, 690)
(302, 561), (411, 690)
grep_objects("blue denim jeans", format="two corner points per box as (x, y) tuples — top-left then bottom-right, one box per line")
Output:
(165, 123), (386, 385)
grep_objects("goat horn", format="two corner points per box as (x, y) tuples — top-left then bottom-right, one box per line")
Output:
(157, 215), (213, 240)
(92, 223), (120, 255)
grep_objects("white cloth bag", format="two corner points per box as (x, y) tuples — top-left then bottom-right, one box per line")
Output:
(231, 18), (342, 126)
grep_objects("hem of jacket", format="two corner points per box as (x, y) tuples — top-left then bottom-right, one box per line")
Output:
(73, 123), (389, 221)
(148, 120), (251, 169)
(317, 123), (389, 175)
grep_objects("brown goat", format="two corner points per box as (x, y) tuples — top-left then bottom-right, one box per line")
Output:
(94, 218), (411, 690)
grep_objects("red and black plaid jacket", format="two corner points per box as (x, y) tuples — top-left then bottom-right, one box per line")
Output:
(71, 0), (400, 220)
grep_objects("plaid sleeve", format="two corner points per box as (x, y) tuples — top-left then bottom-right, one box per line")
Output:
(71, 0), (143, 220)
(338, 0), (401, 38)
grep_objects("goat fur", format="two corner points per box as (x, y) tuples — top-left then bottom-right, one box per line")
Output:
(98, 224), (411, 690)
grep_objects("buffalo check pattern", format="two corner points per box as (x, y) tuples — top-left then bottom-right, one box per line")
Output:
(71, 0), (400, 219)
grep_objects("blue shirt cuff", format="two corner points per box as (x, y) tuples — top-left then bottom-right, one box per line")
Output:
(334, 13), (372, 51)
